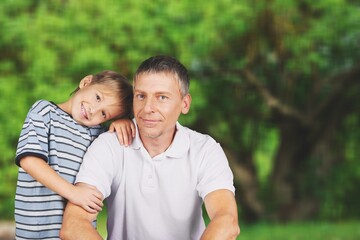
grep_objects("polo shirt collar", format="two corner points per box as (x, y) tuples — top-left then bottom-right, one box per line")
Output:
(131, 120), (189, 159)
(131, 119), (142, 150)
(166, 122), (189, 158)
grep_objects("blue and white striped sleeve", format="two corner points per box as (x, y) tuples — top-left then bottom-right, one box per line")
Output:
(15, 111), (49, 166)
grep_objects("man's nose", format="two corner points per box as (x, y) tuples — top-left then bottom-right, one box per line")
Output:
(144, 97), (156, 112)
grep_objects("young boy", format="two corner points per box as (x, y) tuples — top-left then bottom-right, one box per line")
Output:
(14, 70), (135, 239)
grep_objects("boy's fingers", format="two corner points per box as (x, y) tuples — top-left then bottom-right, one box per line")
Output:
(131, 125), (136, 137)
(117, 129), (124, 145)
(96, 199), (104, 207)
(86, 206), (97, 214)
(93, 190), (103, 201)
(123, 129), (129, 146)
(108, 123), (115, 132)
(91, 201), (102, 212)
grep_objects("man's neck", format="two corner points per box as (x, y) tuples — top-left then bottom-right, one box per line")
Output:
(140, 131), (176, 158)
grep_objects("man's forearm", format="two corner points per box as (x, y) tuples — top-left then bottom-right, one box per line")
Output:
(201, 213), (240, 240)
(202, 189), (240, 240)
(60, 202), (102, 240)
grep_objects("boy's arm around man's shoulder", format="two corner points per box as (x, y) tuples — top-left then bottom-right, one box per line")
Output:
(60, 183), (103, 240)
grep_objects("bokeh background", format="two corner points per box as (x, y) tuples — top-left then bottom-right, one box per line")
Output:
(1, 0), (359, 239)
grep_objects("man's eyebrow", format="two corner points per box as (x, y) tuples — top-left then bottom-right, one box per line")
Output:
(134, 88), (145, 92)
(156, 91), (172, 95)
(133, 88), (173, 95)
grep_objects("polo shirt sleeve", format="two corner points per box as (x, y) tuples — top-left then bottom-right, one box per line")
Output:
(75, 132), (123, 199)
(15, 111), (49, 167)
(197, 138), (235, 199)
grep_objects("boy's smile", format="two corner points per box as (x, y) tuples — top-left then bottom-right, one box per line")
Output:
(60, 82), (122, 127)
(81, 104), (88, 120)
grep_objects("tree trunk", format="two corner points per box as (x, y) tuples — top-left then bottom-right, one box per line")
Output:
(226, 147), (264, 222)
(269, 117), (318, 221)
(268, 73), (356, 221)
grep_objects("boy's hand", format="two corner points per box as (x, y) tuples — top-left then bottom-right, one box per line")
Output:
(108, 119), (136, 146)
(68, 184), (103, 214)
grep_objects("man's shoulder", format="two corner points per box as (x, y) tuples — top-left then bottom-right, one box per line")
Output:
(97, 131), (119, 141)
(96, 131), (135, 148)
(179, 124), (217, 146)
(87, 132), (125, 155)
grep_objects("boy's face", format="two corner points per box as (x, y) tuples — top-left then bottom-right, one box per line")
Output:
(70, 82), (122, 126)
(133, 71), (191, 141)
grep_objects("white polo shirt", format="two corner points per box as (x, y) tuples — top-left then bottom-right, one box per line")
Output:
(76, 121), (235, 240)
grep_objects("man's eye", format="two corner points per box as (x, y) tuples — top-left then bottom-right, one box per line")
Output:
(102, 111), (106, 119)
(136, 94), (145, 100)
(159, 95), (168, 100)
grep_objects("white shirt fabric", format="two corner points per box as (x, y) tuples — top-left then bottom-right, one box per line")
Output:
(76, 121), (235, 240)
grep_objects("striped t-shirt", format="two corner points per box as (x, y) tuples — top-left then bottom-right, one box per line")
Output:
(15, 100), (104, 240)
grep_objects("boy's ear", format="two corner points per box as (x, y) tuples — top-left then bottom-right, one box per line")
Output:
(79, 75), (93, 88)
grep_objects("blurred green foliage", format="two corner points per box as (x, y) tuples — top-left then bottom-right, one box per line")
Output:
(0, 0), (359, 223)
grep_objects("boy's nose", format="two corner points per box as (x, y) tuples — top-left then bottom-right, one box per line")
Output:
(90, 104), (103, 118)
(89, 106), (97, 116)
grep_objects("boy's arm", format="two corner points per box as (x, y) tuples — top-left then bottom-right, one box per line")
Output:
(201, 189), (240, 240)
(60, 183), (103, 240)
(20, 156), (103, 213)
(108, 119), (136, 146)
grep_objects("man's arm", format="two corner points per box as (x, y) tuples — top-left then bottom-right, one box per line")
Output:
(60, 183), (103, 240)
(201, 189), (240, 240)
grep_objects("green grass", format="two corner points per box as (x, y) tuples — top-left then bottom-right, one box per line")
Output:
(97, 210), (360, 240)
(238, 221), (360, 240)
(97, 210), (108, 238)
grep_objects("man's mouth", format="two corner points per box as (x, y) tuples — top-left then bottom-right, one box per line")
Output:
(140, 117), (159, 126)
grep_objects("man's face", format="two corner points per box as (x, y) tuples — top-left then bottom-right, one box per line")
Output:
(133, 71), (191, 141)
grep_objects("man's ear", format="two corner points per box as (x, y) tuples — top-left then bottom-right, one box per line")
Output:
(181, 94), (192, 114)
(79, 75), (93, 89)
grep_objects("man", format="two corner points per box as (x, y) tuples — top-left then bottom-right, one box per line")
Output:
(60, 55), (240, 240)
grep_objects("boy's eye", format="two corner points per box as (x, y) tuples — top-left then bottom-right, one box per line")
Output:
(96, 94), (101, 101)
(102, 111), (106, 119)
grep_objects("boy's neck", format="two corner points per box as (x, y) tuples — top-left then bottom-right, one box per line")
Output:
(57, 101), (71, 116)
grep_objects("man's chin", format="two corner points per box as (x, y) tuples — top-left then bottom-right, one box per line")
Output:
(140, 130), (160, 139)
